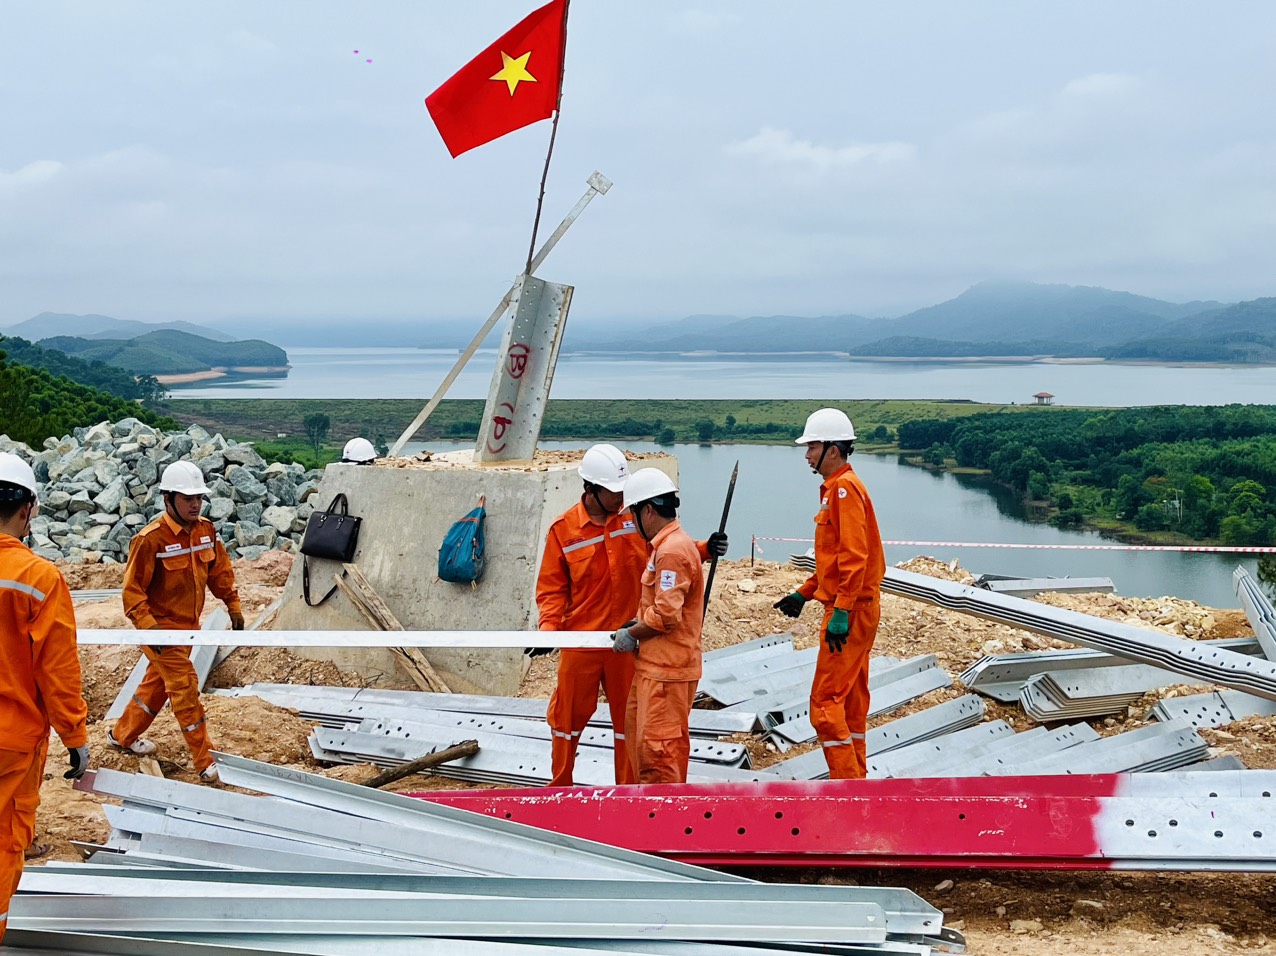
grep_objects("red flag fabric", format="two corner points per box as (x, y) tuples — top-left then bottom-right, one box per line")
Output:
(426, 0), (567, 158)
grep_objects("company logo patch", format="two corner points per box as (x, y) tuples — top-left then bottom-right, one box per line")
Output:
(838, 487), (848, 499)
(659, 569), (677, 591)
(200, 536), (211, 543)
(164, 544), (182, 552)
(646, 559), (656, 573)
(622, 520), (634, 530)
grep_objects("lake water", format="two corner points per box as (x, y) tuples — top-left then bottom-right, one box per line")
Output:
(170, 347), (1276, 406)
(406, 440), (1258, 610)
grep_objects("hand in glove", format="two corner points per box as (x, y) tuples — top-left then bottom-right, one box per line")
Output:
(230, 609), (245, 631)
(525, 646), (555, 658)
(612, 626), (638, 654)
(824, 608), (850, 654)
(773, 592), (806, 618)
(64, 745), (90, 780)
(707, 531), (728, 558)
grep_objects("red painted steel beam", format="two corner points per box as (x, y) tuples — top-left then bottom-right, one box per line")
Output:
(410, 776), (1123, 868)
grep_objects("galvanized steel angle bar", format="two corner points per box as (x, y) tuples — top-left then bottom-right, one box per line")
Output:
(210, 755), (750, 883)
(866, 721), (1017, 778)
(1234, 566), (1276, 661)
(8, 894), (891, 943)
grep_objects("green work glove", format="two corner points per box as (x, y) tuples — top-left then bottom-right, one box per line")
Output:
(824, 608), (850, 654)
(773, 592), (806, 618)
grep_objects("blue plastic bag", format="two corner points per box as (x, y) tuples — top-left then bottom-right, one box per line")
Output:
(438, 498), (486, 584)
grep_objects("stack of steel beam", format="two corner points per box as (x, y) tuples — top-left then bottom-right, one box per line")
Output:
(1018, 662), (1191, 722)
(884, 567), (1276, 702)
(1151, 687), (1276, 727)
(1011, 719), (1210, 775)
(8, 757), (958, 953)
(417, 770), (1276, 873)
(870, 722), (1101, 778)
(960, 639), (1263, 703)
(1234, 566), (1276, 660)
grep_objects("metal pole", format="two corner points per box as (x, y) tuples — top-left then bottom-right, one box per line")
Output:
(388, 171), (611, 457)
(702, 460), (738, 621)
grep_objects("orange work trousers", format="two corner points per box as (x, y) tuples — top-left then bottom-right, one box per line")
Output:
(0, 738), (48, 944)
(547, 649), (635, 786)
(624, 676), (697, 785)
(810, 600), (881, 779)
(113, 645), (214, 773)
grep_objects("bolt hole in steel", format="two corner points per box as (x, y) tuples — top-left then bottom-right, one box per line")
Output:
(703, 811), (713, 819)
(1169, 819), (1178, 827)
(774, 811), (784, 819)
(1255, 832), (1264, 838)
(648, 812), (656, 819)
(1210, 792), (1219, 797)
(504, 813), (512, 819)
(1264, 791), (1272, 798)
(791, 827), (800, 836)
(685, 827), (693, 835)
(737, 827), (747, 835)
(1125, 819), (1134, 826)
(958, 813), (966, 820)
(1215, 831), (1224, 838)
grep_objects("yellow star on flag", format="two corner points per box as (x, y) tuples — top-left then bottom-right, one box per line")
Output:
(490, 50), (538, 95)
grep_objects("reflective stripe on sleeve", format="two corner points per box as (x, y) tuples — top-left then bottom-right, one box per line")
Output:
(0, 578), (46, 602)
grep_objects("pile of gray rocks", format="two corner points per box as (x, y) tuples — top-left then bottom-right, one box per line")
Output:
(0, 418), (324, 564)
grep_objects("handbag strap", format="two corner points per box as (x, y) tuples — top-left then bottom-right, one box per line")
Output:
(302, 556), (342, 607)
(325, 493), (350, 516)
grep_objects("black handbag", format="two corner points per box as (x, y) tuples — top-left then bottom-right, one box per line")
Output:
(300, 493), (363, 606)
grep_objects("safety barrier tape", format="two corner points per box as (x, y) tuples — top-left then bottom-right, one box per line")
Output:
(750, 535), (1276, 555)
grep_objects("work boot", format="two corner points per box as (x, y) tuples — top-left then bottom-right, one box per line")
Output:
(107, 730), (157, 756)
(199, 765), (220, 783)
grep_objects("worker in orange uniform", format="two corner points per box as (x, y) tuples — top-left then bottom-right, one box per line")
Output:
(536, 446), (725, 786)
(110, 460), (244, 783)
(0, 453), (89, 943)
(611, 468), (707, 785)
(773, 408), (884, 779)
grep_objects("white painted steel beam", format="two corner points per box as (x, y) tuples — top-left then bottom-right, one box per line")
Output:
(78, 629), (613, 648)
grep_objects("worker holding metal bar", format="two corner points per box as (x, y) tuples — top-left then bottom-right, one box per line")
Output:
(537, 448), (725, 786)
(612, 468), (708, 784)
(774, 409), (885, 779)
(0, 454), (89, 943)
(110, 460), (244, 783)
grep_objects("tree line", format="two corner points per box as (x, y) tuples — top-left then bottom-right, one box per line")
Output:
(899, 405), (1276, 545)
(0, 336), (167, 405)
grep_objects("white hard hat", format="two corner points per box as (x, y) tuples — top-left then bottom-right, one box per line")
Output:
(159, 460), (212, 496)
(622, 467), (678, 512)
(342, 437), (377, 463)
(578, 443), (629, 492)
(796, 408), (856, 444)
(0, 452), (38, 502)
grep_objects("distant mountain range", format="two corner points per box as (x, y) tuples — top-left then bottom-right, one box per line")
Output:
(2, 312), (235, 343)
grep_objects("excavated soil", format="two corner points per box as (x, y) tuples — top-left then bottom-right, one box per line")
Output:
(36, 551), (1276, 953)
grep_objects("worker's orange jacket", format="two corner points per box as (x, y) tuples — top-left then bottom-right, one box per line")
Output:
(0, 534), (88, 752)
(633, 520), (705, 682)
(123, 514), (241, 630)
(797, 463), (885, 609)
(536, 502), (648, 634)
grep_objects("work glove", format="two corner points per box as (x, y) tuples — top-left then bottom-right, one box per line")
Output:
(230, 609), (245, 631)
(824, 608), (850, 654)
(707, 532), (728, 558)
(64, 745), (90, 780)
(773, 592), (806, 618)
(525, 646), (555, 658)
(612, 626), (638, 654)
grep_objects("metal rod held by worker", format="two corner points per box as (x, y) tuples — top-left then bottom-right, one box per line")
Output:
(702, 460), (739, 621)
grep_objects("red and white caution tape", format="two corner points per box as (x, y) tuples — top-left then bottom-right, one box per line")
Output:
(751, 535), (1276, 555)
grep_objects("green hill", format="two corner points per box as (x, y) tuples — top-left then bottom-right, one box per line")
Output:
(2, 311), (234, 342)
(42, 330), (289, 376)
(0, 335), (166, 404)
(0, 350), (174, 447)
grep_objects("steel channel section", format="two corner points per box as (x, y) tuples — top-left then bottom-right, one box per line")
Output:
(960, 639), (1264, 702)
(866, 722), (1017, 778)
(1152, 688), (1276, 727)
(770, 667), (953, 745)
(86, 766), (731, 883)
(982, 576), (1115, 597)
(701, 633), (794, 668)
(27, 866), (944, 938)
(884, 567), (1276, 702)
(9, 895), (889, 943)
(208, 755), (752, 883)
(414, 774), (1274, 871)
(1013, 721), (1207, 775)
(881, 724), (1098, 779)
(1234, 567), (1276, 661)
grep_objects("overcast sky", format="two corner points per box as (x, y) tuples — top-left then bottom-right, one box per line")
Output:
(3, 1), (1274, 330)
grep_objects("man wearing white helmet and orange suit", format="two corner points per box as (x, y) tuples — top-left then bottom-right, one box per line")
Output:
(110, 460), (244, 782)
(774, 408), (885, 779)
(0, 453), (89, 944)
(535, 446), (725, 787)
(610, 467), (711, 785)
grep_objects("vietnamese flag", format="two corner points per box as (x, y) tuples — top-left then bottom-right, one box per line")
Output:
(426, 0), (568, 158)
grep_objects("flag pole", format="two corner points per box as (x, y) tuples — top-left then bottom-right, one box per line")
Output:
(525, 0), (571, 274)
